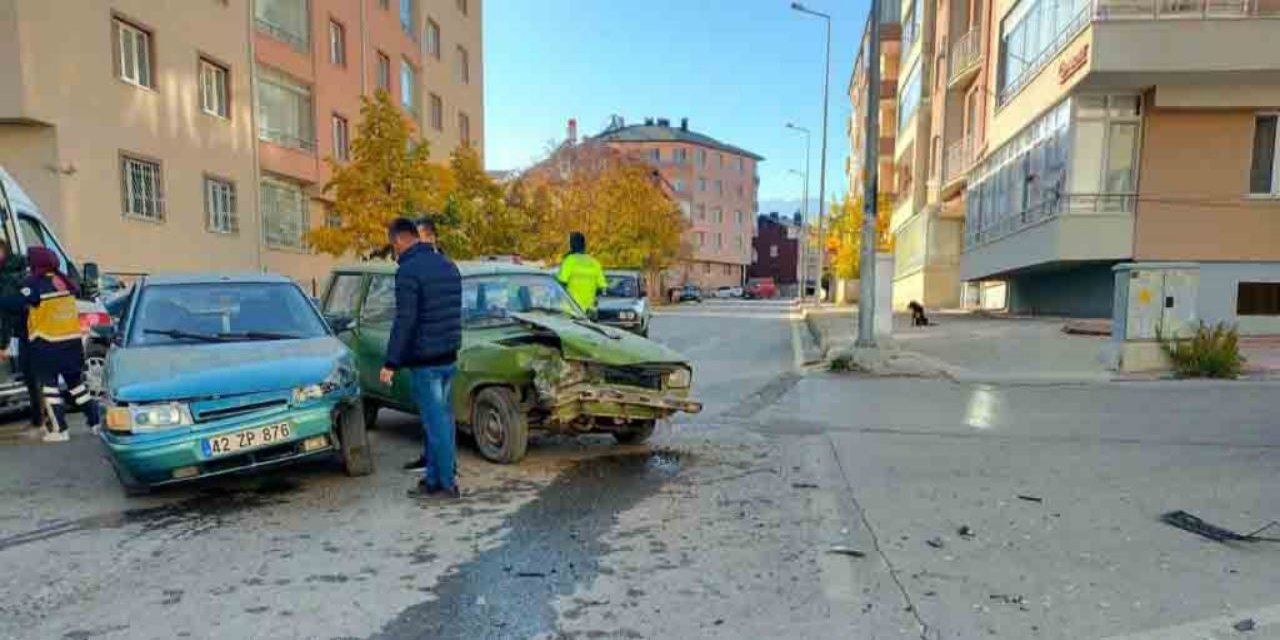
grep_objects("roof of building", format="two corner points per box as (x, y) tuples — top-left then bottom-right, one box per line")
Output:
(592, 123), (764, 161)
(142, 273), (296, 286)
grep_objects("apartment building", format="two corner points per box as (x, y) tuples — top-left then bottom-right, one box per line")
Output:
(847, 0), (902, 207)
(748, 212), (801, 293)
(958, 0), (1280, 325)
(0, 0), (483, 292)
(595, 118), (764, 290)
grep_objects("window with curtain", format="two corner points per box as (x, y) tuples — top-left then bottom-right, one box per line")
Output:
(261, 176), (308, 250)
(256, 66), (314, 151)
(1250, 115), (1278, 195)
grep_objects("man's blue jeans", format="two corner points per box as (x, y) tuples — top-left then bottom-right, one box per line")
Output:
(408, 364), (457, 490)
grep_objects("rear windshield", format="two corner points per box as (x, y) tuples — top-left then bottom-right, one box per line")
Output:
(603, 275), (639, 298)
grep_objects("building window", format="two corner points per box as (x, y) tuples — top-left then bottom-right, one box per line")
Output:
(703, 262), (711, 274)
(697, 149), (707, 166)
(674, 149), (688, 164)
(379, 0), (389, 9)
(456, 45), (470, 84)
(737, 157), (744, 173)
(459, 111), (471, 145)
(696, 204), (706, 220)
(120, 155), (164, 221)
(457, 0), (468, 15)
(1238, 282), (1280, 316)
(696, 232), (704, 247)
(257, 66), (315, 151)
(898, 59), (922, 131)
(673, 179), (685, 193)
(204, 176), (237, 234)
(698, 178), (707, 192)
(719, 153), (725, 167)
(716, 180), (723, 195)
(1249, 114), (1278, 195)
(425, 19), (441, 59)
(261, 175), (308, 250)
(680, 202), (692, 218)
(902, 0), (920, 51)
(429, 93), (444, 131)
(723, 264), (731, 275)
(114, 18), (154, 89)
(324, 203), (342, 229)
(400, 59), (418, 114)
(997, 0), (1089, 102)
(735, 210), (744, 225)
(649, 149), (661, 163)
(332, 114), (349, 162)
(199, 58), (229, 118)
(770, 244), (779, 258)
(254, 0), (310, 50)
(736, 184), (744, 199)
(714, 208), (724, 223)
(1069, 95), (1140, 201)
(376, 52), (391, 92)
(736, 237), (743, 251)
(400, 0), (415, 36)
(328, 20), (346, 66)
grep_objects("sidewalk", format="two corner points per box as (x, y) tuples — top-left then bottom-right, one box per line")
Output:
(803, 307), (1280, 384)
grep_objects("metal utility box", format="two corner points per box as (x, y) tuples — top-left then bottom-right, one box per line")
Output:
(1112, 263), (1201, 371)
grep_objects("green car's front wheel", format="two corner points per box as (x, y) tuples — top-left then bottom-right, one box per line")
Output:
(472, 387), (528, 464)
(338, 401), (374, 477)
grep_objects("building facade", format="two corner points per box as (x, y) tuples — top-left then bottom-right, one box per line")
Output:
(0, 0), (483, 293)
(594, 118), (763, 291)
(847, 0), (902, 207)
(961, 0), (1280, 323)
(748, 213), (801, 291)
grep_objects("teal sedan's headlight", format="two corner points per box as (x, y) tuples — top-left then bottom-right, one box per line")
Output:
(619, 310), (637, 321)
(665, 367), (692, 389)
(293, 363), (356, 403)
(106, 402), (193, 433)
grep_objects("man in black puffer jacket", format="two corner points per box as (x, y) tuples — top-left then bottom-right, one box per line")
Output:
(380, 218), (462, 500)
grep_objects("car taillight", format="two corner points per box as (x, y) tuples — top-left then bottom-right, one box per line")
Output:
(79, 311), (111, 333)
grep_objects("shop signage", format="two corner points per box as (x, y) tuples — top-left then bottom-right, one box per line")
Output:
(1058, 44), (1089, 84)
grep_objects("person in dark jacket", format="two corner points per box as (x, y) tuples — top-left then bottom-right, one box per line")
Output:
(0, 243), (39, 428)
(0, 247), (99, 442)
(380, 218), (462, 499)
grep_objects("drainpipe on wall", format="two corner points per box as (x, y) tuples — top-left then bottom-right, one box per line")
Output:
(247, 0), (264, 272)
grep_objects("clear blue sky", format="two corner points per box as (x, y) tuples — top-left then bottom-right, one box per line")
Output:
(483, 0), (872, 207)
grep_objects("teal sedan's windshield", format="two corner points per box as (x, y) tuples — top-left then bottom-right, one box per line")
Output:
(603, 275), (639, 298)
(463, 273), (584, 326)
(128, 282), (330, 345)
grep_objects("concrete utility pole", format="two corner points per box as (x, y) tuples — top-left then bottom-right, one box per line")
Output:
(786, 123), (812, 301)
(857, 0), (881, 347)
(791, 2), (832, 303)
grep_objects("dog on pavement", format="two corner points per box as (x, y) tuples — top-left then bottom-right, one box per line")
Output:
(908, 300), (931, 327)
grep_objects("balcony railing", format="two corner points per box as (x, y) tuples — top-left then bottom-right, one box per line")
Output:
(949, 27), (982, 85)
(255, 17), (310, 52)
(943, 134), (974, 185)
(1094, 0), (1280, 18)
(964, 193), (1135, 250)
(259, 126), (316, 153)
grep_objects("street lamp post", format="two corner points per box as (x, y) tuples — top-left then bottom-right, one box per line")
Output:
(856, 0), (882, 347)
(786, 123), (811, 302)
(791, 2), (832, 303)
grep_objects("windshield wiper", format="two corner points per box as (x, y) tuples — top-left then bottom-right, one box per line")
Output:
(143, 329), (229, 343)
(216, 331), (304, 341)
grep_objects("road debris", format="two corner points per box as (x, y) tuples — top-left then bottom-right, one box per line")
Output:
(515, 571), (547, 578)
(791, 482), (820, 489)
(926, 537), (946, 549)
(1017, 494), (1043, 504)
(957, 525), (975, 539)
(1160, 511), (1280, 543)
(1234, 618), (1257, 632)
(827, 545), (867, 558)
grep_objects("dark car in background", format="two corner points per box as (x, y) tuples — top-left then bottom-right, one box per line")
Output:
(670, 284), (703, 304)
(595, 270), (650, 336)
(744, 278), (777, 300)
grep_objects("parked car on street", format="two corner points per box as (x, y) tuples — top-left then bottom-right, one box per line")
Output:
(670, 284), (703, 304)
(596, 270), (650, 336)
(322, 262), (702, 464)
(0, 168), (112, 408)
(713, 285), (744, 299)
(744, 278), (777, 300)
(100, 274), (370, 495)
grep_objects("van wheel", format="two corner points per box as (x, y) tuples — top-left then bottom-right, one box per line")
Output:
(472, 387), (528, 464)
(339, 401), (374, 477)
(614, 419), (656, 445)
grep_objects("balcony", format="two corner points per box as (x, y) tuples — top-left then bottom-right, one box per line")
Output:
(255, 17), (309, 52)
(1093, 0), (1280, 19)
(961, 193), (1135, 280)
(948, 27), (983, 89)
(942, 134), (974, 194)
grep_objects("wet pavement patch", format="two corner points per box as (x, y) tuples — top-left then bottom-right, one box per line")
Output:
(0, 478), (298, 553)
(369, 450), (686, 640)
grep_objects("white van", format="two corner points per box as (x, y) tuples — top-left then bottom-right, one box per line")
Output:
(0, 168), (111, 412)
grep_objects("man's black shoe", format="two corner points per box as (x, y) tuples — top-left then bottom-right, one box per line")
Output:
(403, 456), (426, 472)
(407, 481), (461, 501)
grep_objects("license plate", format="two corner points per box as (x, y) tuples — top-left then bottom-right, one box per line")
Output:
(203, 422), (293, 457)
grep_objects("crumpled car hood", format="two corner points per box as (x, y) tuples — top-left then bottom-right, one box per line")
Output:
(508, 312), (684, 366)
(108, 337), (349, 403)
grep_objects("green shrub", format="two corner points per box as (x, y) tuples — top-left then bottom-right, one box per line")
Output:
(1160, 322), (1245, 379)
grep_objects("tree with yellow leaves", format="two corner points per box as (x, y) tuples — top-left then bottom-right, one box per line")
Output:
(309, 90), (448, 259)
(826, 191), (894, 279)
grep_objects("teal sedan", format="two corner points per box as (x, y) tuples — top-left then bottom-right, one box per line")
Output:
(100, 274), (372, 495)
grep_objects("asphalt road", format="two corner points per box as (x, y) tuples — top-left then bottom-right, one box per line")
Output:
(0, 300), (1276, 639)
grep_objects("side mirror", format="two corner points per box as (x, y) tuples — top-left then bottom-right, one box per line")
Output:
(81, 262), (101, 299)
(327, 314), (355, 334)
(83, 262), (100, 283)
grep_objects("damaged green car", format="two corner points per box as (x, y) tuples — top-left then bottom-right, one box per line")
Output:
(321, 262), (702, 463)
